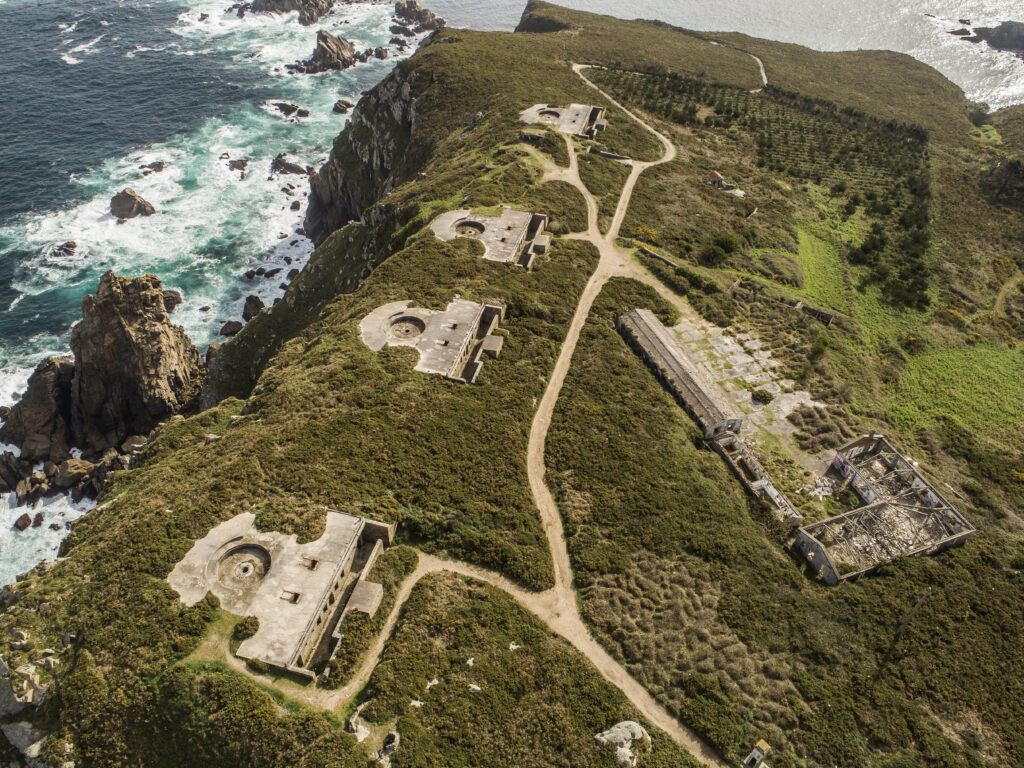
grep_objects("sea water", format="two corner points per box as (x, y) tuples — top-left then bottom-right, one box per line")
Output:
(431, 0), (1024, 109)
(0, 0), (421, 582)
(0, 0), (1021, 582)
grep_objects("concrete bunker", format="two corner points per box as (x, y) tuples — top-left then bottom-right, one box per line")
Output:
(794, 434), (975, 585)
(429, 207), (550, 269)
(168, 509), (395, 678)
(359, 298), (506, 384)
(520, 103), (608, 139)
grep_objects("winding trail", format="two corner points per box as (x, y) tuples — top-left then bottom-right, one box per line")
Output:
(213, 64), (727, 768)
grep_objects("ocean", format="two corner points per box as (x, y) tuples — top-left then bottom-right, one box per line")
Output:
(0, 0), (1021, 582)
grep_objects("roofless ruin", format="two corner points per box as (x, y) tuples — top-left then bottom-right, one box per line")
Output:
(795, 434), (975, 585)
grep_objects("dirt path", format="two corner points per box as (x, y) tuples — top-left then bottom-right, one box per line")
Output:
(210, 64), (727, 768)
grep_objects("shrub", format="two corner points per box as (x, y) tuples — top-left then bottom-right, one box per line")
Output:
(1011, 554), (1024, 570)
(699, 244), (728, 266)
(713, 234), (740, 254)
(751, 388), (774, 405)
(233, 616), (259, 642)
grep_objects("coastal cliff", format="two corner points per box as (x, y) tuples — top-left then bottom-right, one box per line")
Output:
(304, 62), (424, 245)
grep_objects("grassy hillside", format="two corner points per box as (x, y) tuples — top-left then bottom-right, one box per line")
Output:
(2, 4), (1022, 767)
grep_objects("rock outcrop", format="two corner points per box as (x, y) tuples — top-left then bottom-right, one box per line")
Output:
(250, 0), (333, 25)
(0, 358), (74, 463)
(110, 188), (155, 219)
(394, 0), (442, 31)
(243, 295), (266, 321)
(2, 272), (201, 477)
(70, 272), (202, 454)
(295, 29), (357, 74)
(965, 20), (1024, 58)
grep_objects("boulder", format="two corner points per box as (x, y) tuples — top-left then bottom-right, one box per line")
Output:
(0, 358), (75, 463)
(110, 188), (155, 219)
(14, 514), (31, 532)
(220, 320), (244, 337)
(271, 101), (309, 118)
(139, 161), (165, 175)
(394, 0), (442, 29)
(70, 272), (203, 455)
(290, 200), (301, 210)
(299, 29), (356, 73)
(270, 153), (308, 177)
(242, 295), (265, 321)
(250, 0), (333, 25)
(54, 459), (95, 488)
(51, 241), (77, 258)
(120, 435), (146, 452)
(374, 46), (387, 59)
(31, 513), (43, 528)
(162, 289), (183, 313)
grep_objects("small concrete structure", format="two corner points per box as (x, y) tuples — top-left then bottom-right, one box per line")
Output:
(520, 103), (607, 139)
(430, 207), (549, 269)
(168, 510), (394, 678)
(742, 740), (772, 768)
(618, 309), (743, 438)
(711, 431), (802, 524)
(708, 170), (745, 198)
(795, 434), (975, 585)
(359, 298), (506, 384)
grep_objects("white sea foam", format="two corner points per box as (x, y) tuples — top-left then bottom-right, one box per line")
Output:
(0, 0), (424, 579)
(0, 493), (95, 586)
(58, 20), (79, 35)
(61, 33), (105, 65)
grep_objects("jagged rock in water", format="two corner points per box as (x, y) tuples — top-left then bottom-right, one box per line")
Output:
(298, 29), (356, 73)
(965, 20), (1024, 58)
(70, 272), (202, 455)
(333, 98), (354, 114)
(51, 241), (77, 258)
(374, 46), (388, 59)
(242, 295), (265, 321)
(270, 153), (309, 177)
(163, 289), (183, 313)
(0, 358), (74, 463)
(250, 0), (333, 25)
(13, 514), (31, 532)
(394, 0), (443, 30)
(110, 188), (155, 219)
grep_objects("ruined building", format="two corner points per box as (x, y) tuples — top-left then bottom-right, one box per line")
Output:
(359, 298), (505, 384)
(795, 434), (975, 585)
(429, 207), (550, 269)
(168, 510), (395, 678)
(519, 103), (608, 139)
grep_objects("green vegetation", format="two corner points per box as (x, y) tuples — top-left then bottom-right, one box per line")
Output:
(232, 615), (259, 642)
(323, 545), (419, 687)
(359, 571), (703, 768)
(593, 68), (933, 309)
(546, 278), (1024, 768)
(577, 152), (630, 231)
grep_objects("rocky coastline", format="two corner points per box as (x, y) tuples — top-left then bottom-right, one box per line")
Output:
(0, 273), (202, 509)
(952, 20), (1024, 60)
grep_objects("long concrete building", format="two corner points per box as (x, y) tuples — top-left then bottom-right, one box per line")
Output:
(618, 308), (743, 438)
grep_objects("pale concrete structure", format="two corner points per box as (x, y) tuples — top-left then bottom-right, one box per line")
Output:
(520, 103), (608, 139)
(359, 298), (505, 384)
(429, 207), (549, 269)
(168, 510), (394, 678)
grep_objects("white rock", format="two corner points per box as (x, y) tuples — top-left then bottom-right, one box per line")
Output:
(509, 642), (520, 651)
(465, 657), (474, 667)
(410, 700), (422, 708)
(426, 677), (439, 690)
(467, 684), (481, 693)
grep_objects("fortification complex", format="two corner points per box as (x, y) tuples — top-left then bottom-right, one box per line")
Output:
(359, 299), (505, 384)
(520, 103), (608, 139)
(795, 435), (975, 585)
(168, 510), (394, 678)
(429, 208), (549, 269)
